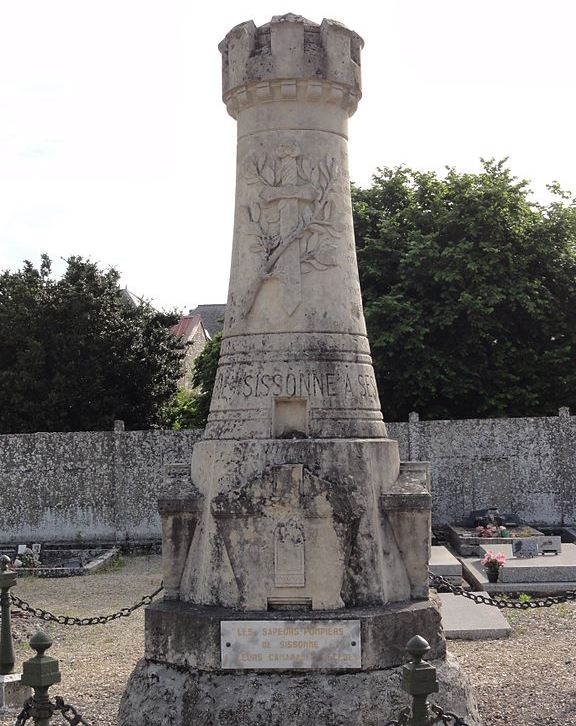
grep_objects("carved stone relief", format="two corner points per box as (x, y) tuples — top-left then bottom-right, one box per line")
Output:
(240, 142), (341, 315)
(274, 520), (305, 587)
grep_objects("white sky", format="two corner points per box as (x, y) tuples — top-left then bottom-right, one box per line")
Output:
(1, 0), (575, 312)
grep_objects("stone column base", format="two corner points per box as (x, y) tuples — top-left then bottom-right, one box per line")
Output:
(118, 652), (482, 726)
(143, 599), (445, 671)
(119, 599), (482, 725)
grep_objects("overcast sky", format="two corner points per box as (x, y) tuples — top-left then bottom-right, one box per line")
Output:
(1, 0), (574, 312)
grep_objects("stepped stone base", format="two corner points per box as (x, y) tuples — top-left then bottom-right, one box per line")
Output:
(118, 652), (482, 726)
(120, 599), (482, 726)
(144, 599), (445, 671)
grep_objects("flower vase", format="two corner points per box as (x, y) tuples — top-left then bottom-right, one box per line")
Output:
(486, 569), (499, 583)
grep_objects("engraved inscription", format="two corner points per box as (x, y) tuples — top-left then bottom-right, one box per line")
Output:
(274, 521), (305, 587)
(213, 370), (378, 401)
(221, 619), (361, 670)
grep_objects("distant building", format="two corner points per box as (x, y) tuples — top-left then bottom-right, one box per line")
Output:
(122, 291), (226, 390)
(187, 304), (226, 339)
(171, 314), (210, 390)
(120, 287), (155, 310)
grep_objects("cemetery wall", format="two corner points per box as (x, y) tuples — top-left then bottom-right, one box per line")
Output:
(0, 411), (574, 542)
(387, 409), (575, 525)
(0, 429), (201, 543)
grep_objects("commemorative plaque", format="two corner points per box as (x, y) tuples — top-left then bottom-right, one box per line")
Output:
(221, 620), (361, 670)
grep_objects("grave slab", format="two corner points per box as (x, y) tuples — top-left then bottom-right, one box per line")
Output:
(430, 546), (462, 583)
(438, 593), (511, 640)
(461, 543), (576, 592)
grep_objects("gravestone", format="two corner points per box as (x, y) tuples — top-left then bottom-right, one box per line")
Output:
(512, 539), (539, 558)
(538, 535), (561, 555)
(120, 14), (480, 725)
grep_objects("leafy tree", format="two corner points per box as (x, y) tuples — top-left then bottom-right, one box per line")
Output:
(161, 332), (222, 430)
(352, 160), (576, 420)
(0, 255), (184, 433)
(161, 387), (199, 430)
(189, 331), (222, 427)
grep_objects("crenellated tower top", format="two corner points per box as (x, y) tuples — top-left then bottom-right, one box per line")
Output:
(219, 13), (364, 118)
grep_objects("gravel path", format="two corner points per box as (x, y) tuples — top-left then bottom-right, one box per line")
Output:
(2, 556), (575, 725)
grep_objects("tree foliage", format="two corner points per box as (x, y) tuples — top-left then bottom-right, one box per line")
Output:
(161, 332), (222, 430)
(0, 255), (183, 433)
(352, 160), (576, 420)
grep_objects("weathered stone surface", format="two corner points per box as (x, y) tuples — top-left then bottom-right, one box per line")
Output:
(178, 438), (428, 608)
(119, 652), (481, 726)
(388, 411), (576, 526)
(144, 598), (445, 672)
(0, 430), (200, 543)
(178, 13), (433, 604)
(0, 673), (31, 712)
(429, 545), (462, 583)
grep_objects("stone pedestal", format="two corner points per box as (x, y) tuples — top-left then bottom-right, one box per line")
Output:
(120, 651), (480, 726)
(120, 13), (480, 725)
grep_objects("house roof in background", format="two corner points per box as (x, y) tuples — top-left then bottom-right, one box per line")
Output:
(171, 314), (204, 341)
(121, 287), (149, 308)
(188, 304), (226, 338)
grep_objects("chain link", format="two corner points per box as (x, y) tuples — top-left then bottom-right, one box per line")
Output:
(383, 705), (469, 725)
(14, 696), (91, 725)
(10, 571), (575, 626)
(52, 696), (92, 725)
(429, 705), (470, 725)
(9, 584), (163, 626)
(14, 698), (34, 725)
(429, 571), (576, 608)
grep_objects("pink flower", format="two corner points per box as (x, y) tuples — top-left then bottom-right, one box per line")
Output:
(481, 549), (505, 571)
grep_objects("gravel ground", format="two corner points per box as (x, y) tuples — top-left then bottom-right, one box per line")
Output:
(2, 555), (575, 725)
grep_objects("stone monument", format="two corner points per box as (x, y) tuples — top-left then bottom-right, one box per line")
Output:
(120, 14), (480, 725)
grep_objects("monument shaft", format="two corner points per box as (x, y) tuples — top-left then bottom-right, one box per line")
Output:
(211, 15), (382, 441)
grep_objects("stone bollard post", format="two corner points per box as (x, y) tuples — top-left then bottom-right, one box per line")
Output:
(401, 635), (439, 725)
(20, 631), (61, 726)
(0, 555), (17, 676)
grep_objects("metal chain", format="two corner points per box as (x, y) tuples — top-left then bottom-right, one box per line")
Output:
(14, 698), (34, 725)
(52, 695), (92, 725)
(13, 696), (91, 725)
(383, 705), (469, 725)
(430, 705), (470, 725)
(429, 571), (576, 608)
(9, 584), (163, 626)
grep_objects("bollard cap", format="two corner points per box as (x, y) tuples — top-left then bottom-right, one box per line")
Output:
(21, 630), (61, 689)
(406, 635), (430, 662)
(402, 634), (439, 697)
(30, 630), (53, 656)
